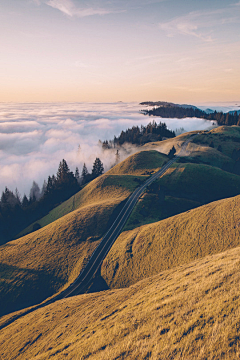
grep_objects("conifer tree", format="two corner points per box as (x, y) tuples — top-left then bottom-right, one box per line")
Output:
(22, 194), (29, 208)
(29, 181), (40, 202)
(92, 158), (104, 178)
(75, 167), (80, 183)
(81, 163), (89, 184)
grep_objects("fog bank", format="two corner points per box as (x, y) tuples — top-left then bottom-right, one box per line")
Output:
(0, 101), (234, 196)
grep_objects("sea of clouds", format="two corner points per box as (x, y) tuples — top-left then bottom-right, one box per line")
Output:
(0, 101), (239, 197)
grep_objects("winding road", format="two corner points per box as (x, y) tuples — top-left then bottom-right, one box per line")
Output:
(0, 134), (195, 330)
(58, 134), (196, 298)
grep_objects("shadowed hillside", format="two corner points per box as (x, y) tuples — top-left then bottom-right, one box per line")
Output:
(125, 161), (240, 230)
(1, 246), (240, 359)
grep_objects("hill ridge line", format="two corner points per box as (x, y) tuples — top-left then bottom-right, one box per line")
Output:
(0, 134), (197, 331)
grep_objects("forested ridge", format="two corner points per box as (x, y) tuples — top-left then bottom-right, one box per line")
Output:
(144, 105), (240, 126)
(102, 120), (175, 149)
(0, 158), (104, 245)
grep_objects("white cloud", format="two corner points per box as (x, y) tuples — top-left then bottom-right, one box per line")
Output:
(1, 101), (239, 196)
(159, 7), (240, 41)
(0, 102), (152, 195)
(159, 11), (214, 41)
(45, 0), (118, 17)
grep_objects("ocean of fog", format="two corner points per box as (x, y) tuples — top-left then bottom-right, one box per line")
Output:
(0, 101), (239, 196)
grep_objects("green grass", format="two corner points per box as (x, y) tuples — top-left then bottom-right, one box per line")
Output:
(191, 125), (240, 158)
(1, 245), (240, 359)
(18, 174), (147, 238)
(124, 162), (240, 231)
(158, 162), (240, 203)
(125, 194), (200, 231)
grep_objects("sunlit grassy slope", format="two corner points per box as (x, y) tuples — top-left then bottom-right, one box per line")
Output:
(107, 150), (168, 175)
(18, 151), (165, 237)
(0, 174), (145, 316)
(1, 246), (240, 360)
(192, 125), (240, 158)
(18, 126), (240, 237)
(18, 174), (147, 237)
(145, 126), (240, 170)
(101, 194), (240, 289)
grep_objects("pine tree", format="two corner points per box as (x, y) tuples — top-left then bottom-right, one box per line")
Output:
(22, 194), (29, 208)
(115, 149), (120, 164)
(29, 181), (40, 202)
(75, 167), (80, 183)
(168, 146), (176, 159)
(81, 163), (89, 184)
(57, 159), (70, 183)
(92, 158), (104, 178)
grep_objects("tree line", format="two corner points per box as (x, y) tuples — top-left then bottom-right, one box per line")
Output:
(101, 120), (175, 149)
(144, 106), (240, 126)
(0, 157), (104, 245)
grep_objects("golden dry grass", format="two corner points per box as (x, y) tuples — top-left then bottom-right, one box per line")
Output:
(0, 174), (144, 316)
(101, 194), (240, 289)
(107, 150), (168, 175)
(1, 246), (240, 359)
(18, 174), (145, 237)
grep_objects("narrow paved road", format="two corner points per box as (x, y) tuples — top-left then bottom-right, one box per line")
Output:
(0, 134), (195, 330)
(58, 134), (196, 298)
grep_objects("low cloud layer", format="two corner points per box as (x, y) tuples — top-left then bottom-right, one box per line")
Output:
(0, 101), (236, 197)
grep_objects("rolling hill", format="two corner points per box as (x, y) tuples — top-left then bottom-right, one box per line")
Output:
(101, 194), (240, 289)
(1, 245), (240, 359)
(18, 151), (166, 237)
(0, 174), (146, 316)
(1, 126), (240, 359)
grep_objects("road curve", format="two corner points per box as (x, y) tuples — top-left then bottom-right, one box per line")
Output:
(58, 133), (196, 298)
(0, 134), (195, 330)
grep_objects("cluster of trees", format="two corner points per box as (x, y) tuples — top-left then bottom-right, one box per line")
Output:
(144, 106), (240, 127)
(102, 121), (175, 148)
(0, 157), (104, 245)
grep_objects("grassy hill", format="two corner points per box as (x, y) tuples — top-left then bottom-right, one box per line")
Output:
(145, 126), (240, 170)
(101, 194), (240, 289)
(18, 174), (147, 238)
(125, 162), (240, 230)
(1, 245), (240, 359)
(18, 151), (166, 238)
(0, 174), (145, 316)
(18, 127), (240, 237)
(107, 150), (168, 175)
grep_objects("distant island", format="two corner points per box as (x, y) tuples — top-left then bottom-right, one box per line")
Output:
(141, 101), (240, 127)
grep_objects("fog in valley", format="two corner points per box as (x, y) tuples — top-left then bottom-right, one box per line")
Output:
(0, 101), (238, 197)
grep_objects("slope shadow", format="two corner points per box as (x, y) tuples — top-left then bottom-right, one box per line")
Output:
(0, 262), (63, 317)
(87, 270), (110, 294)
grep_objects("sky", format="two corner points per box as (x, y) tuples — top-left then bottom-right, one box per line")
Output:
(1, 0), (240, 103)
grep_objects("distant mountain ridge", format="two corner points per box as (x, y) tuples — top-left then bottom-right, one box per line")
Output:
(140, 101), (199, 110)
(140, 101), (240, 126)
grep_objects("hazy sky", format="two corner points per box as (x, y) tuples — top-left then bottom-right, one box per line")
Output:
(1, 0), (240, 102)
